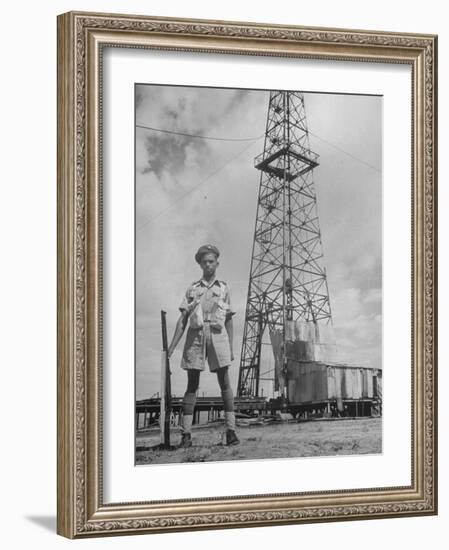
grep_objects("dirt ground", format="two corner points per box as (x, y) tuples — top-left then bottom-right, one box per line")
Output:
(135, 417), (382, 465)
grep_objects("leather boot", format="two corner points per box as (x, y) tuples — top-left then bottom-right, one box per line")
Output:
(226, 429), (240, 446)
(178, 432), (192, 448)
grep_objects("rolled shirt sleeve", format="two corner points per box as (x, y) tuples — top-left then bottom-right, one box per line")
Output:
(224, 285), (236, 317)
(179, 287), (191, 313)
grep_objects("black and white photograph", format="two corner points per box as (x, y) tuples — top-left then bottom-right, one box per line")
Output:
(134, 83), (382, 465)
(2, 0), (442, 544)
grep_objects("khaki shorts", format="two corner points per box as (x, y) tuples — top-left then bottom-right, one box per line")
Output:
(181, 322), (231, 372)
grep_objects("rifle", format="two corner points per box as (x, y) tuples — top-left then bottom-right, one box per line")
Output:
(159, 310), (174, 449)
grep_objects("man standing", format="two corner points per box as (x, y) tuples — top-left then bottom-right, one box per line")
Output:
(167, 244), (240, 449)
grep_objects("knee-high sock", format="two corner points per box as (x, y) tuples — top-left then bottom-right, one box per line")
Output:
(181, 413), (193, 434)
(181, 391), (197, 434)
(221, 388), (236, 431)
(224, 411), (236, 431)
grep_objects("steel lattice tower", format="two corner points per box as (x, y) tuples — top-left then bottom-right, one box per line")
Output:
(237, 91), (333, 399)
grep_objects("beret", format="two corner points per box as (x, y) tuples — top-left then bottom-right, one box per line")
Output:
(195, 244), (220, 264)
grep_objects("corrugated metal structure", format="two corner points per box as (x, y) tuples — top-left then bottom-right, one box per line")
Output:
(264, 320), (383, 418)
(286, 360), (382, 417)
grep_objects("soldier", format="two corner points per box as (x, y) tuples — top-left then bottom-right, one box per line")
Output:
(167, 244), (240, 449)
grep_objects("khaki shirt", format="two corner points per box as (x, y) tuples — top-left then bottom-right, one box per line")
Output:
(179, 278), (235, 328)
(179, 278), (235, 370)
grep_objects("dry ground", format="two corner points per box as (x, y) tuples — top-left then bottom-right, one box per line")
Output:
(136, 417), (382, 465)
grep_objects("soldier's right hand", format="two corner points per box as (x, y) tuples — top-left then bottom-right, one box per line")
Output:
(185, 298), (199, 320)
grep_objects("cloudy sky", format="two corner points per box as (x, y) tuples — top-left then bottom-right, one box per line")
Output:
(135, 84), (382, 401)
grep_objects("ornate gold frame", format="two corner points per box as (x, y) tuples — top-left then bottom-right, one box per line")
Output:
(57, 11), (438, 538)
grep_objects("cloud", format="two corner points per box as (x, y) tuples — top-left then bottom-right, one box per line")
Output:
(331, 287), (382, 368)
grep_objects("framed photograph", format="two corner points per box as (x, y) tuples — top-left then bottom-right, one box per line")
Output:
(57, 11), (438, 538)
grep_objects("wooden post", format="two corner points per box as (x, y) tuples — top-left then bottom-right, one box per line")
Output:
(160, 310), (172, 448)
(160, 349), (166, 443)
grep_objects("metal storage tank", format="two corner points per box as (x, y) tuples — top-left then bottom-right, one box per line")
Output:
(286, 360), (382, 416)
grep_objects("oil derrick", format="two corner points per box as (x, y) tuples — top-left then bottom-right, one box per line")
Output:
(237, 91), (333, 399)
